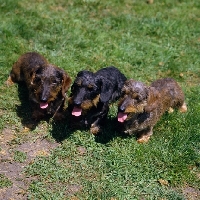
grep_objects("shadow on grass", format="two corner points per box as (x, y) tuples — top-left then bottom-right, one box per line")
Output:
(15, 83), (126, 143)
(49, 116), (75, 143)
(50, 115), (128, 144)
(15, 83), (41, 130)
(15, 83), (74, 141)
(94, 117), (128, 144)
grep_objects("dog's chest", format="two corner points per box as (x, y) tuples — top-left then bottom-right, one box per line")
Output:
(125, 112), (152, 131)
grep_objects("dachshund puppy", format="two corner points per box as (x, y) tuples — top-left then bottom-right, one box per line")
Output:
(68, 66), (127, 135)
(7, 52), (71, 120)
(117, 78), (187, 143)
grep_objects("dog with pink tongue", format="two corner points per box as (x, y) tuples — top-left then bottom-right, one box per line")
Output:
(68, 66), (127, 135)
(117, 78), (187, 143)
(7, 52), (71, 121)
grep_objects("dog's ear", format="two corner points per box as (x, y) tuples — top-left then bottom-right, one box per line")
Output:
(144, 87), (160, 112)
(61, 73), (72, 97)
(30, 65), (41, 85)
(95, 75), (114, 103)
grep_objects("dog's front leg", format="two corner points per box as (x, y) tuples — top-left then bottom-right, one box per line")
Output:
(90, 118), (102, 135)
(31, 103), (45, 121)
(90, 103), (109, 135)
(137, 127), (153, 143)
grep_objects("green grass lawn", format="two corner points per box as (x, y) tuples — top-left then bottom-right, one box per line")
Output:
(0, 0), (199, 199)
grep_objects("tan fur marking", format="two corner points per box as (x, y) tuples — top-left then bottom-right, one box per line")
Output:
(168, 107), (174, 113)
(137, 135), (151, 143)
(6, 76), (14, 86)
(125, 106), (138, 113)
(81, 94), (100, 110)
(125, 104), (145, 113)
(68, 97), (74, 105)
(90, 125), (100, 135)
(81, 100), (94, 110)
(92, 94), (100, 107)
(179, 102), (187, 113)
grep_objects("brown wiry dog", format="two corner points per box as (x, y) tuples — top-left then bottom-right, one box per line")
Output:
(117, 78), (187, 143)
(7, 52), (71, 120)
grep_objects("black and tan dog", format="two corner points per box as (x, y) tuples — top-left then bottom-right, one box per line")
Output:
(7, 52), (71, 120)
(117, 78), (187, 143)
(68, 66), (127, 135)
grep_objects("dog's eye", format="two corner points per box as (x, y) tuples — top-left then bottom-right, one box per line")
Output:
(121, 90), (126, 96)
(135, 95), (142, 102)
(34, 77), (41, 83)
(135, 96), (140, 101)
(88, 87), (93, 92)
(121, 88), (128, 96)
(132, 94), (140, 101)
(87, 84), (94, 91)
(35, 68), (43, 75)
(52, 80), (57, 85)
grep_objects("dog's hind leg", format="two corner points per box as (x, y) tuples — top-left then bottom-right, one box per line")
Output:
(179, 102), (187, 113)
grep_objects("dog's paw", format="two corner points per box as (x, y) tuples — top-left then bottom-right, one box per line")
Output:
(90, 124), (100, 135)
(6, 76), (14, 86)
(137, 134), (151, 143)
(179, 102), (187, 113)
(168, 107), (174, 113)
(147, 0), (153, 4)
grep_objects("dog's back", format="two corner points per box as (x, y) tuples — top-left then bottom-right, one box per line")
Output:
(151, 78), (185, 109)
(95, 66), (127, 103)
(95, 66), (126, 85)
(10, 52), (47, 84)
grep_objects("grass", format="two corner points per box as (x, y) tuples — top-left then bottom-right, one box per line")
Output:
(0, 0), (200, 199)
(0, 174), (12, 188)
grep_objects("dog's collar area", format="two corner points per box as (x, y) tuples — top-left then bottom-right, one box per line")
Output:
(51, 97), (65, 119)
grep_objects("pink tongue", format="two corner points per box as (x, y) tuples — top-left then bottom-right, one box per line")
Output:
(40, 102), (48, 109)
(72, 107), (82, 117)
(117, 112), (127, 123)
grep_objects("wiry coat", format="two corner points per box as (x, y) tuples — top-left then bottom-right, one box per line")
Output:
(117, 78), (187, 143)
(7, 52), (71, 120)
(68, 66), (127, 135)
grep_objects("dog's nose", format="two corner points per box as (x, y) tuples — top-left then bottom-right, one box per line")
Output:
(118, 106), (125, 112)
(74, 100), (81, 106)
(41, 97), (48, 103)
(41, 90), (49, 103)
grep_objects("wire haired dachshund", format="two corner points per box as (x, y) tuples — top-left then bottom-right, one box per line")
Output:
(68, 66), (127, 135)
(7, 52), (71, 121)
(117, 78), (187, 143)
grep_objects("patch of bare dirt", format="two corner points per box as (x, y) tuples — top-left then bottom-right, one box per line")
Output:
(0, 127), (60, 200)
(16, 138), (59, 159)
(182, 186), (200, 200)
(66, 184), (82, 196)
